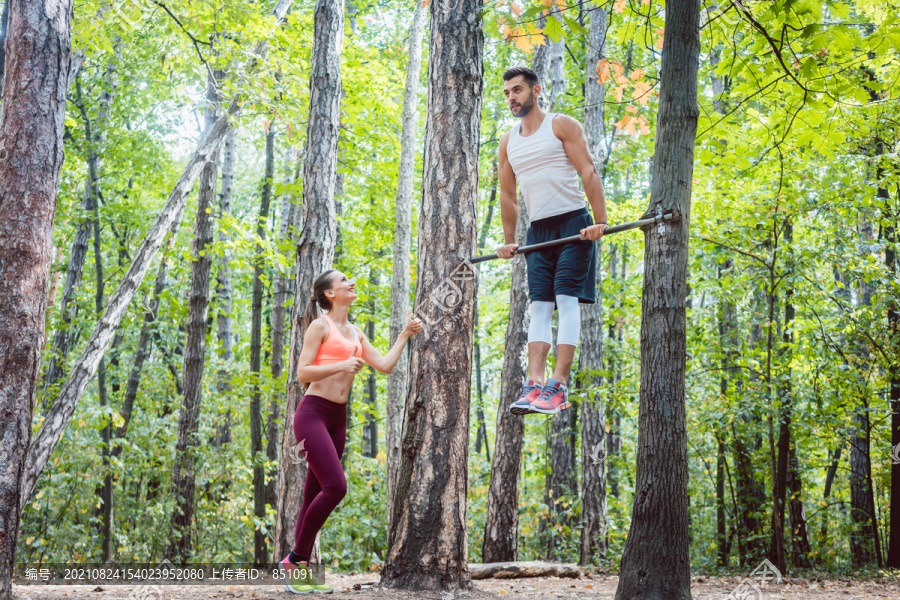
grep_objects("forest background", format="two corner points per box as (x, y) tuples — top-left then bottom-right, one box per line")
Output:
(13, 0), (900, 577)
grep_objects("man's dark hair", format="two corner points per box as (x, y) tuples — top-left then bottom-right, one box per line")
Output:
(503, 66), (539, 87)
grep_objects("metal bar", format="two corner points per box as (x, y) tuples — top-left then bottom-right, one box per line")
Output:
(465, 212), (675, 265)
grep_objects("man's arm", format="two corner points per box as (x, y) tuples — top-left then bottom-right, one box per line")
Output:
(496, 132), (520, 259)
(552, 115), (608, 241)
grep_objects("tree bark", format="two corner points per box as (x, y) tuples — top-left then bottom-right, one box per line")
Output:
(250, 124), (275, 563)
(272, 0), (342, 563)
(167, 69), (221, 560)
(385, 0), (427, 528)
(614, 0), (699, 598)
(887, 182), (900, 568)
(469, 561), (580, 580)
(482, 197), (529, 563)
(381, 0), (483, 590)
(19, 0), (294, 511)
(268, 146), (301, 508)
(577, 3), (607, 568)
(214, 127), (236, 447)
(786, 447), (812, 568)
(0, 1), (74, 598)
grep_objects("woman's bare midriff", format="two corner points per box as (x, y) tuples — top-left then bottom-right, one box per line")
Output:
(304, 368), (355, 404)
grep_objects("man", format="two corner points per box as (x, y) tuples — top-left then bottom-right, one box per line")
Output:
(496, 66), (608, 416)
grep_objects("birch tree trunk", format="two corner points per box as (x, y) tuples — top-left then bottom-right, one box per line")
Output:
(272, 0), (342, 562)
(0, 1), (74, 597)
(386, 0), (427, 526)
(251, 125), (275, 563)
(19, 0), (294, 512)
(381, 0), (483, 589)
(482, 197), (529, 563)
(214, 127), (236, 447)
(167, 70), (221, 560)
(578, 3), (607, 567)
(614, 0), (700, 597)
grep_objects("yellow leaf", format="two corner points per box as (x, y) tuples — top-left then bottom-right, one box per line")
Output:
(541, 0), (553, 6)
(500, 591), (509, 595)
(514, 34), (534, 53)
(626, 105), (638, 114)
(614, 85), (625, 102)
(555, 0), (567, 9)
(614, 114), (632, 130)
(655, 28), (664, 50)
(585, 584), (593, 589)
(32, 503), (39, 510)
(625, 119), (637, 135)
(596, 59), (610, 85)
(637, 115), (650, 135)
(421, 0), (429, 5)
(632, 80), (653, 105)
(511, 3), (522, 17)
(36, 490), (44, 499)
(26, 537), (34, 545)
(642, 0), (650, 4)
(611, 60), (625, 79)
(531, 33), (547, 48)
(614, 0), (626, 13)
(629, 68), (645, 81)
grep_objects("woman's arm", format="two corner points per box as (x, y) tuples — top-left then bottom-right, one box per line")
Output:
(297, 319), (364, 382)
(356, 313), (421, 374)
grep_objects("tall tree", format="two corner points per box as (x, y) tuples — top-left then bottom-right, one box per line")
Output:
(272, 0), (343, 562)
(614, 0), (700, 597)
(578, 2), (608, 567)
(19, 0), (294, 509)
(481, 196), (529, 563)
(381, 0), (483, 589)
(214, 127), (237, 447)
(250, 124), (276, 563)
(887, 181), (900, 568)
(167, 69), (221, 560)
(386, 0), (427, 525)
(0, 0), (74, 597)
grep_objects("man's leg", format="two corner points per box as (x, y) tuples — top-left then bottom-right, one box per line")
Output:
(551, 294), (581, 383)
(527, 300), (554, 384)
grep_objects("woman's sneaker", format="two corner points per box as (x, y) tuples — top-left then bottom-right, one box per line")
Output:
(529, 382), (570, 415)
(509, 379), (543, 415)
(280, 556), (312, 594)
(303, 566), (333, 594)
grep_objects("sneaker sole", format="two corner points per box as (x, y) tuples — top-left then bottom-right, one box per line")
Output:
(529, 402), (570, 415)
(509, 402), (532, 415)
(280, 562), (312, 595)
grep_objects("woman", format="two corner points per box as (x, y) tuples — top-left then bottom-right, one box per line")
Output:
(279, 269), (421, 594)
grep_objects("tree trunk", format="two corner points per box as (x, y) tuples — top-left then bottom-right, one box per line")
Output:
(363, 255), (379, 459)
(385, 0), (427, 528)
(887, 182), (900, 568)
(272, 0), (342, 563)
(250, 124), (275, 563)
(214, 127), (236, 448)
(613, 0), (699, 598)
(0, 1), (74, 598)
(786, 447), (811, 568)
(577, 3), (607, 568)
(268, 146), (301, 508)
(482, 197), (529, 563)
(19, 0), (294, 511)
(167, 70), (221, 560)
(381, 0), (482, 590)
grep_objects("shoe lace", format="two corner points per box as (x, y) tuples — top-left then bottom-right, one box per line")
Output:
(538, 384), (561, 400)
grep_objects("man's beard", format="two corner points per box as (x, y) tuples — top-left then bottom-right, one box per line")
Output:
(510, 94), (535, 118)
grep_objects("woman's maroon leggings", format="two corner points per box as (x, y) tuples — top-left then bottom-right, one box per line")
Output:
(292, 394), (347, 562)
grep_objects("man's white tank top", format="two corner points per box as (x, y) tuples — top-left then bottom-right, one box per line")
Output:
(507, 112), (586, 223)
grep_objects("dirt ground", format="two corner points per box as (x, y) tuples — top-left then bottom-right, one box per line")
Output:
(13, 572), (900, 600)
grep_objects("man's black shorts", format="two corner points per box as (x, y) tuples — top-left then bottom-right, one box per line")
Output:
(524, 207), (596, 307)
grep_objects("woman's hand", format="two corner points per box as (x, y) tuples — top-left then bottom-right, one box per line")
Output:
(340, 356), (366, 374)
(403, 312), (423, 337)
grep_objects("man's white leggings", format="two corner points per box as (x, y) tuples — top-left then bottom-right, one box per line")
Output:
(526, 295), (581, 347)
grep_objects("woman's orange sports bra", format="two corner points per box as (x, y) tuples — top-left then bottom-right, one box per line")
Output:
(313, 314), (363, 366)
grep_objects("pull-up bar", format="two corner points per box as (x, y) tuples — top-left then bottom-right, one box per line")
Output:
(464, 212), (676, 265)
